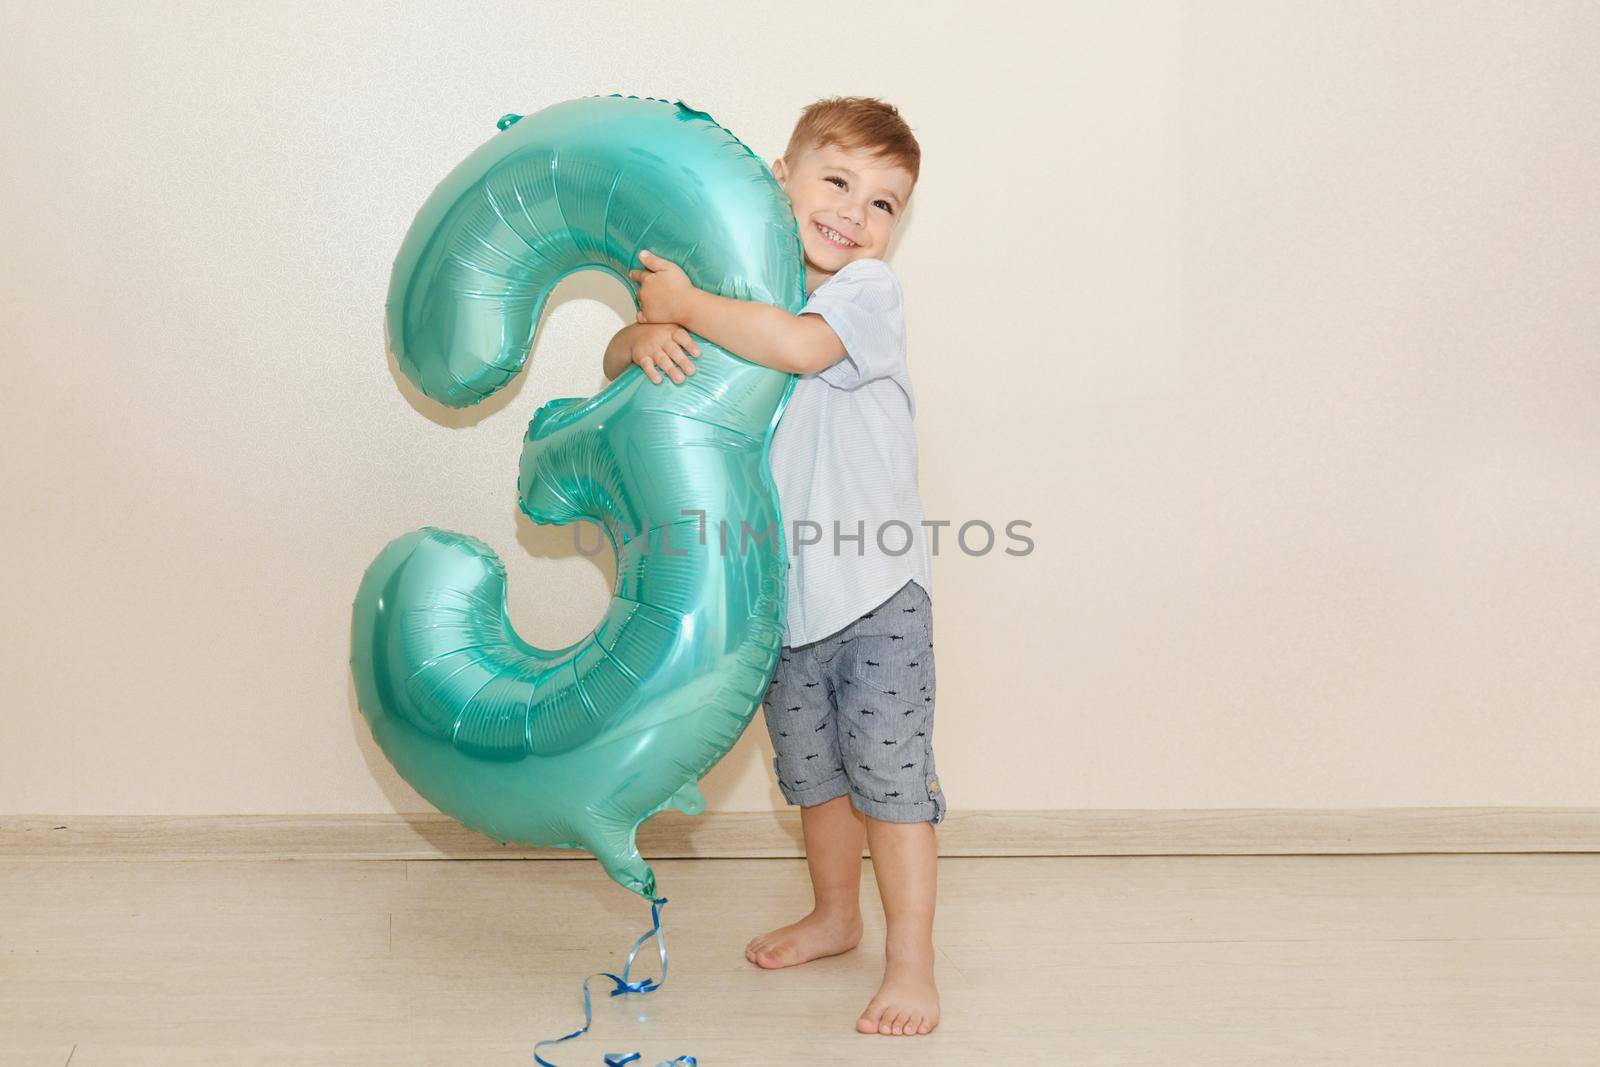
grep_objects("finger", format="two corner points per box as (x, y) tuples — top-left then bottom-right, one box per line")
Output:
(629, 269), (644, 283)
(661, 341), (693, 376)
(672, 328), (701, 357)
(639, 356), (663, 384)
(658, 346), (686, 383)
(640, 249), (678, 272)
(665, 343), (696, 377)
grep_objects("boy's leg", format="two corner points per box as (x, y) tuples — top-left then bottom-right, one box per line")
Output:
(745, 796), (868, 968)
(748, 646), (866, 969)
(825, 579), (942, 1035)
(857, 816), (940, 1036)
(799, 792), (868, 915)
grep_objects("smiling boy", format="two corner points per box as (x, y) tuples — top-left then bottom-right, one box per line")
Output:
(602, 97), (941, 1038)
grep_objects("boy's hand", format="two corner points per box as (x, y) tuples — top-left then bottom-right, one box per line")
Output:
(627, 322), (701, 385)
(630, 249), (699, 326)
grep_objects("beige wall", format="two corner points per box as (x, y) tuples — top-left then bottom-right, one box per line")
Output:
(2, 2), (1596, 817)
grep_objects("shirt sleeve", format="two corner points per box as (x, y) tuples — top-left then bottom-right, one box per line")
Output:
(799, 258), (907, 390)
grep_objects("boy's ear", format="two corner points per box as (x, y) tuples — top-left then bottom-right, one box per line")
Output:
(771, 156), (788, 184)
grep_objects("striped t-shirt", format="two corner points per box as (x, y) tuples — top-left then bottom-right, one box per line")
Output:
(769, 257), (932, 647)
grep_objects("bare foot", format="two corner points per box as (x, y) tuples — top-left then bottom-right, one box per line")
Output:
(745, 909), (864, 969)
(856, 939), (940, 1036)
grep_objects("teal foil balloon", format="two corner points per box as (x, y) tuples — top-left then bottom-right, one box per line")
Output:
(350, 96), (804, 899)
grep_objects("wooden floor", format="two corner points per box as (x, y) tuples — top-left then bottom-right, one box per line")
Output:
(2, 853), (1597, 1065)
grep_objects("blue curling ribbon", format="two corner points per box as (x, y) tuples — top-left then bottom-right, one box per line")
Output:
(533, 896), (698, 1067)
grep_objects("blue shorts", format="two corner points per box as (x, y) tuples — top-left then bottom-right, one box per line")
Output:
(761, 579), (946, 825)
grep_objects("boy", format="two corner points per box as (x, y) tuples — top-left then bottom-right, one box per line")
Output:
(602, 97), (941, 1038)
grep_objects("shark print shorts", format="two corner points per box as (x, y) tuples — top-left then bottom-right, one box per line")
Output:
(761, 579), (946, 825)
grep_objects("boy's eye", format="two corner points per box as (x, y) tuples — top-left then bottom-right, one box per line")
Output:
(832, 175), (896, 215)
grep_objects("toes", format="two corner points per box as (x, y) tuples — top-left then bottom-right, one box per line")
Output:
(857, 1002), (886, 1034)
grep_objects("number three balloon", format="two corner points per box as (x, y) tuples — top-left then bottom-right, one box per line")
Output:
(350, 96), (803, 899)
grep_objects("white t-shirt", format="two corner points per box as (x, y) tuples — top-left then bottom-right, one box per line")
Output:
(769, 257), (932, 647)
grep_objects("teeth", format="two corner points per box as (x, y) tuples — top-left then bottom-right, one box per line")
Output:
(817, 223), (855, 247)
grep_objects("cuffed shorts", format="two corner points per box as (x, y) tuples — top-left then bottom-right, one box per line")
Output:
(761, 579), (946, 825)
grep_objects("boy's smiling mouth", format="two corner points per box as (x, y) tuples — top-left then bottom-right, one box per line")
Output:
(815, 222), (859, 249)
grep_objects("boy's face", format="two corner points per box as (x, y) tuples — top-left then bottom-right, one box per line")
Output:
(772, 141), (914, 274)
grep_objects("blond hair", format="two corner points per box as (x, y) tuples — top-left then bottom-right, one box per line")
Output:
(783, 96), (921, 186)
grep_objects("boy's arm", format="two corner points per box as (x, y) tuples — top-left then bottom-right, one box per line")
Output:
(678, 291), (843, 376)
(602, 321), (702, 384)
(631, 250), (843, 375)
(601, 323), (656, 382)
(601, 324), (639, 381)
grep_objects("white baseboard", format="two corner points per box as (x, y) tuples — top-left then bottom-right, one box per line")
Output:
(3, 808), (1597, 860)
